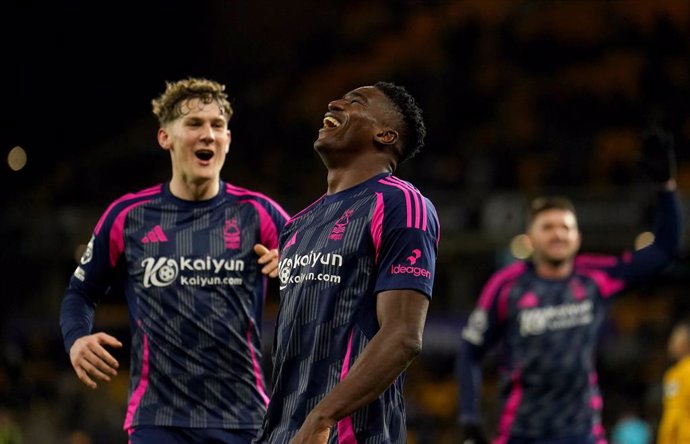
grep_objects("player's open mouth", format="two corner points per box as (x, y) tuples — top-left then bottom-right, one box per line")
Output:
(323, 115), (341, 129)
(195, 150), (214, 161)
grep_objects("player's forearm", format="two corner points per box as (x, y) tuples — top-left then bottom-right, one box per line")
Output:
(305, 324), (423, 429)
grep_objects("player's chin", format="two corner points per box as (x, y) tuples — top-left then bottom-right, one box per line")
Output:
(543, 251), (576, 264)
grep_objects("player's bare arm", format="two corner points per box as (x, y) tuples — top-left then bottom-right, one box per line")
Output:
(289, 289), (429, 444)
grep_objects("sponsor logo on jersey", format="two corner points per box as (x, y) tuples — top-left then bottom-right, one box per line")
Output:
(278, 250), (344, 290)
(141, 256), (245, 288)
(389, 248), (431, 278)
(518, 300), (593, 336)
(141, 225), (168, 244)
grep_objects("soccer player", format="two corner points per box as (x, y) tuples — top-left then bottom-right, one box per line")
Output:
(254, 82), (440, 444)
(457, 130), (682, 444)
(657, 320), (690, 444)
(59, 77), (289, 444)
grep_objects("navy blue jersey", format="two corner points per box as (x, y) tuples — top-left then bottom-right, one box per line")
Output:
(60, 182), (288, 431)
(459, 190), (681, 442)
(256, 173), (440, 444)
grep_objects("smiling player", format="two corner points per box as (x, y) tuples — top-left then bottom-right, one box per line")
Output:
(60, 77), (288, 444)
(457, 130), (681, 444)
(255, 81), (440, 444)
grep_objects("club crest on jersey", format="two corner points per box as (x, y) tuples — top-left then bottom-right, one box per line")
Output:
(224, 218), (241, 249)
(329, 209), (354, 241)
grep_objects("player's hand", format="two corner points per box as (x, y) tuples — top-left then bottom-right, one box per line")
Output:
(69, 332), (122, 389)
(460, 422), (488, 444)
(254, 244), (280, 278)
(640, 127), (676, 183)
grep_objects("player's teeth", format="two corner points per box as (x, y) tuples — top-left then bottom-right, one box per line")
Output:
(323, 116), (340, 128)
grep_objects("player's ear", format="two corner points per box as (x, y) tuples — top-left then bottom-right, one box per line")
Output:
(225, 130), (231, 153)
(374, 128), (398, 146)
(157, 127), (172, 151)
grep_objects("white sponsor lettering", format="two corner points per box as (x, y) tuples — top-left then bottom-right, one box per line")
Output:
(141, 256), (245, 288)
(73, 266), (86, 282)
(278, 250), (344, 290)
(519, 300), (593, 336)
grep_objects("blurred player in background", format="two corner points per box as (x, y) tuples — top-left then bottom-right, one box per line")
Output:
(457, 129), (682, 444)
(60, 77), (289, 444)
(255, 82), (440, 444)
(656, 320), (690, 444)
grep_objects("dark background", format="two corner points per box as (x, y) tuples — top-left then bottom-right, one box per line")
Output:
(1, 1), (689, 443)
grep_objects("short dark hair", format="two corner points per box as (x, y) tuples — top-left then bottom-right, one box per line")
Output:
(527, 196), (577, 227)
(374, 81), (426, 164)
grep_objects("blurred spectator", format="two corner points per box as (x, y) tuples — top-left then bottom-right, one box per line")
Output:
(656, 321), (690, 444)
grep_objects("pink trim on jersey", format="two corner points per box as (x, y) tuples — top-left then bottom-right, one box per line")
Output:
(124, 331), (150, 430)
(284, 231), (298, 250)
(246, 320), (270, 407)
(94, 185), (161, 235)
(590, 394), (603, 410)
(240, 199), (279, 249)
(110, 200), (152, 267)
(370, 192), (385, 265)
(337, 331), (358, 444)
(379, 178), (413, 228)
(574, 254), (618, 269)
(478, 262), (526, 310)
(494, 370), (523, 444)
(578, 269), (625, 298)
(388, 176), (428, 231)
(226, 183), (290, 221)
(287, 194), (326, 224)
(497, 283), (515, 322)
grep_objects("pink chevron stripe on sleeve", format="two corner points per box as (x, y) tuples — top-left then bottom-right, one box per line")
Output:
(94, 185), (161, 235)
(241, 199), (280, 250)
(110, 200), (152, 267)
(477, 261), (526, 310)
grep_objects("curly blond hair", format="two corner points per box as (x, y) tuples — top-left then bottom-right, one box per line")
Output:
(151, 77), (233, 125)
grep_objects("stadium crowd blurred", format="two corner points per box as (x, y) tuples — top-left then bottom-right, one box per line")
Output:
(1, 1), (689, 443)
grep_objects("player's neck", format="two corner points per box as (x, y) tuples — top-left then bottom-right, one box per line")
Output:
(326, 165), (391, 195)
(533, 259), (573, 280)
(169, 177), (220, 201)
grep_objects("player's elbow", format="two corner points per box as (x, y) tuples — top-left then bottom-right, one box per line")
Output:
(399, 333), (423, 360)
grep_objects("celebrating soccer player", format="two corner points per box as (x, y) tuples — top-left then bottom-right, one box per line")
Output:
(60, 77), (288, 444)
(254, 82), (440, 444)
(457, 129), (682, 444)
